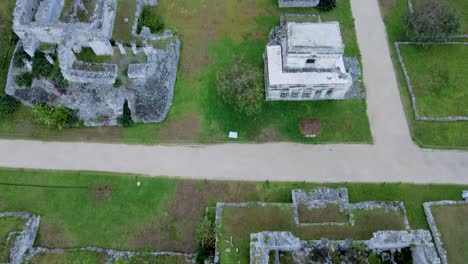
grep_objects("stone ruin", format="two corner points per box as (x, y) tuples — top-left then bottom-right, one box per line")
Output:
(264, 15), (362, 101)
(0, 211), (195, 264)
(250, 230), (440, 264)
(214, 187), (440, 264)
(5, 0), (180, 126)
(279, 0), (320, 8)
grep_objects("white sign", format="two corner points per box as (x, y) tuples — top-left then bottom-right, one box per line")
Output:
(229, 131), (238, 139)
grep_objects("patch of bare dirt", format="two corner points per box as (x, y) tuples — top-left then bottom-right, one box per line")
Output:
(256, 127), (279, 142)
(92, 185), (112, 203)
(159, 115), (201, 141)
(38, 222), (73, 248)
(132, 181), (257, 252)
(379, 0), (396, 16)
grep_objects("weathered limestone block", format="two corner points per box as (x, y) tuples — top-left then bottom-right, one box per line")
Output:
(279, 0), (320, 8)
(90, 40), (114, 56)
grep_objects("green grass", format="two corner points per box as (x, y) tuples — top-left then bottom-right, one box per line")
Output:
(378, 0), (468, 148)
(0, 0), (371, 144)
(112, 0), (138, 43)
(29, 251), (106, 264)
(218, 206), (405, 263)
(1, 168), (467, 255)
(399, 44), (468, 117)
(411, 0), (468, 34)
(0, 0), (16, 94)
(114, 255), (190, 264)
(297, 203), (349, 223)
(0, 217), (26, 262)
(431, 204), (468, 264)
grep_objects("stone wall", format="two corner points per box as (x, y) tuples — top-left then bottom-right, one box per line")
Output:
(395, 41), (468, 122)
(279, 0), (320, 8)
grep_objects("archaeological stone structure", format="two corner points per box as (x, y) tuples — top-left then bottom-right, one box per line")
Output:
(279, 0), (320, 8)
(6, 0), (180, 126)
(264, 16), (356, 101)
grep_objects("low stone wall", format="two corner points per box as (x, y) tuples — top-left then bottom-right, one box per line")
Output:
(423, 200), (468, 264)
(214, 188), (411, 264)
(0, 212), (40, 264)
(278, 0), (320, 8)
(395, 42), (468, 122)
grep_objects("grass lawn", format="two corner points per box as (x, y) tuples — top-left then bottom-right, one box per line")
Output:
(431, 204), (468, 264)
(398, 44), (468, 117)
(411, 0), (468, 34)
(1, 168), (468, 256)
(114, 255), (190, 264)
(0, 0), (371, 144)
(378, 0), (468, 148)
(0, 217), (26, 262)
(217, 205), (405, 263)
(112, 0), (138, 44)
(0, 0), (16, 93)
(297, 203), (348, 223)
(29, 251), (106, 264)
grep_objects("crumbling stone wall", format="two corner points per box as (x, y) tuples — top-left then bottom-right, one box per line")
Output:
(279, 0), (320, 8)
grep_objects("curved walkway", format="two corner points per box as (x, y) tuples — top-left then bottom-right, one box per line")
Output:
(0, 0), (467, 184)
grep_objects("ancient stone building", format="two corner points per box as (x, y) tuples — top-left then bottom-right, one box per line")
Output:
(279, 0), (320, 8)
(264, 19), (353, 101)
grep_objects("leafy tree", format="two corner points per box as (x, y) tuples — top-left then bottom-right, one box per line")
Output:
(32, 104), (79, 129)
(117, 99), (134, 127)
(137, 6), (165, 34)
(217, 60), (264, 116)
(317, 0), (336, 12)
(13, 48), (29, 68)
(15, 72), (33, 87)
(0, 94), (20, 115)
(32, 51), (54, 78)
(404, 0), (461, 42)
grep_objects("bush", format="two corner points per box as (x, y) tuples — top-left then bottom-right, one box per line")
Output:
(137, 6), (165, 34)
(15, 72), (33, 87)
(13, 48), (29, 68)
(317, 0), (336, 12)
(403, 0), (461, 42)
(217, 60), (263, 116)
(32, 51), (54, 78)
(113, 78), (123, 88)
(195, 219), (216, 264)
(32, 104), (79, 129)
(51, 61), (69, 89)
(0, 94), (20, 115)
(117, 99), (134, 127)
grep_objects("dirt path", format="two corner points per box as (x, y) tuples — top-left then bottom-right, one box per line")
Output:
(0, 0), (467, 184)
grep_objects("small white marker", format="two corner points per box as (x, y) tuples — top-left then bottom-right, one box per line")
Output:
(229, 131), (238, 139)
(137, 181), (141, 187)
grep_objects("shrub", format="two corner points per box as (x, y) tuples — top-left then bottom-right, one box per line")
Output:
(403, 0), (461, 42)
(117, 99), (134, 127)
(137, 6), (165, 34)
(15, 72), (33, 87)
(51, 61), (69, 89)
(0, 94), (20, 115)
(195, 219), (215, 264)
(217, 60), (263, 116)
(13, 48), (29, 68)
(113, 78), (123, 88)
(317, 0), (336, 12)
(32, 51), (54, 78)
(32, 104), (79, 129)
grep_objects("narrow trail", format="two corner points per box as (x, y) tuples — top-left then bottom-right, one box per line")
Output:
(0, 0), (467, 183)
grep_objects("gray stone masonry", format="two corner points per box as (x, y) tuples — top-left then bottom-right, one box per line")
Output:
(279, 0), (320, 8)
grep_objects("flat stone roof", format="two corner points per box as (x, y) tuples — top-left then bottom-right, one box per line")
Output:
(266, 45), (350, 86)
(287, 22), (344, 49)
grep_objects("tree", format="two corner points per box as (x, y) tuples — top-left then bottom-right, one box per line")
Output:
(137, 6), (165, 34)
(404, 0), (461, 42)
(217, 60), (263, 116)
(0, 94), (20, 115)
(32, 51), (54, 78)
(317, 0), (337, 12)
(15, 72), (33, 87)
(117, 100), (134, 127)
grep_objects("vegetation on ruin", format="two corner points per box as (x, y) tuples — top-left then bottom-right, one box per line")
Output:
(217, 60), (264, 117)
(403, 0), (461, 42)
(317, 0), (337, 12)
(137, 6), (165, 34)
(297, 203), (349, 223)
(14, 72), (33, 87)
(32, 104), (80, 130)
(29, 251), (106, 264)
(13, 48), (29, 68)
(378, 0), (468, 148)
(431, 203), (468, 264)
(0, 168), (467, 260)
(117, 100), (134, 127)
(0, 0), (371, 144)
(0, 217), (26, 262)
(114, 255), (190, 264)
(0, 94), (20, 115)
